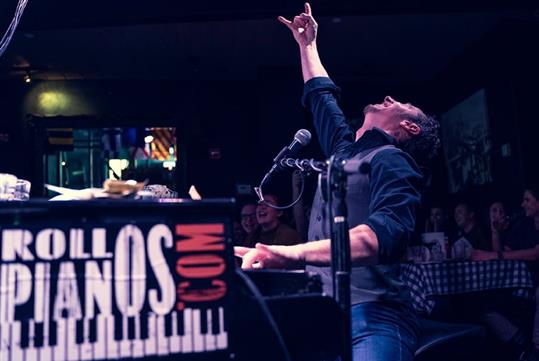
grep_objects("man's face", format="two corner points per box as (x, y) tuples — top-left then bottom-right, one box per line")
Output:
(256, 195), (282, 227)
(454, 204), (473, 229)
(522, 191), (539, 218)
(240, 204), (258, 234)
(363, 96), (423, 126)
(430, 208), (444, 227)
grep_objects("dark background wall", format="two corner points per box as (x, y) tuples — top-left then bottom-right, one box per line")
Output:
(0, 12), (538, 212)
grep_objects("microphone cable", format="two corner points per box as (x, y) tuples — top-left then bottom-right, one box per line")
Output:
(0, 0), (29, 59)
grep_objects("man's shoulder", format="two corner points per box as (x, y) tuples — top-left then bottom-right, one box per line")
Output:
(370, 145), (419, 169)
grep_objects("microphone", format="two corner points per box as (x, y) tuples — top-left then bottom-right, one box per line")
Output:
(264, 129), (312, 182)
(272, 129), (312, 164)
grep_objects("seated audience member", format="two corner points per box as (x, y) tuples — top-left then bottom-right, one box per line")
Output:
(472, 187), (539, 361)
(454, 202), (490, 251)
(238, 202), (259, 246)
(472, 189), (539, 264)
(233, 220), (246, 245)
(424, 206), (447, 233)
(244, 194), (303, 247)
(488, 201), (510, 252)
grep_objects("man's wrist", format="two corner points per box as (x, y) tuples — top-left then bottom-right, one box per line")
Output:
(289, 244), (306, 265)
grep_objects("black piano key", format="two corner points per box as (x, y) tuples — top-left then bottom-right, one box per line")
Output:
(211, 308), (220, 335)
(140, 315), (149, 339)
(164, 313), (172, 337)
(35, 322), (44, 347)
(200, 309), (208, 335)
(89, 317), (97, 343)
(49, 320), (57, 346)
(20, 320), (30, 348)
(114, 315), (122, 341)
(128, 317), (135, 340)
(178, 310), (185, 335)
(76, 319), (84, 344)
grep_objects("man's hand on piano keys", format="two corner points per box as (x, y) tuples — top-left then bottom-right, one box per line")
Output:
(234, 243), (305, 270)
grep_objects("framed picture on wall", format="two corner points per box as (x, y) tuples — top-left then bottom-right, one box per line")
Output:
(440, 88), (493, 193)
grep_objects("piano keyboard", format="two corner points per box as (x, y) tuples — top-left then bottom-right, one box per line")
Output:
(0, 307), (227, 360)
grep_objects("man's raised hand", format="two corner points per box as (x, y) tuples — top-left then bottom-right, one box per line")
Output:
(278, 3), (318, 47)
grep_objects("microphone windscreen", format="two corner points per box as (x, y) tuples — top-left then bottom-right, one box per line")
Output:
(294, 129), (312, 146)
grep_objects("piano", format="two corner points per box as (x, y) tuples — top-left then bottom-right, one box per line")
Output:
(0, 200), (343, 361)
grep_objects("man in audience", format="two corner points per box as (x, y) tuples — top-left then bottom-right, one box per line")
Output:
(244, 194), (303, 247)
(472, 186), (539, 361)
(454, 202), (490, 251)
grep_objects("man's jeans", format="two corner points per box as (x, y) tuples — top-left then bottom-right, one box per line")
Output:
(345, 301), (420, 361)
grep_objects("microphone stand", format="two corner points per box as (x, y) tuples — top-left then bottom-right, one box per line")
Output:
(323, 155), (352, 361)
(257, 156), (361, 361)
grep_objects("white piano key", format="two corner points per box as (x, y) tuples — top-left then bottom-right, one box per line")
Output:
(181, 308), (193, 353)
(39, 264), (53, 361)
(54, 318), (67, 361)
(93, 315), (107, 360)
(143, 313), (157, 356)
(132, 315), (144, 358)
(192, 309), (204, 352)
(169, 311), (181, 354)
(216, 307), (228, 350)
(0, 325), (9, 361)
(156, 315), (168, 356)
(80, 318), (93, 360)
(10, 321), (23, 361)
(25, 320), (39, 361)
(67, 318), (80, 361)
(119, 316), (131, 358)
(205, 309), (216, 351)
(105, 316), (119, 359)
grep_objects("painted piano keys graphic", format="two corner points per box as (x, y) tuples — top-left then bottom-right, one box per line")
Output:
(0, 307), (227, 360)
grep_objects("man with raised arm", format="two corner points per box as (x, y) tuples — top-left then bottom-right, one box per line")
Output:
(235, 3), (440, 360)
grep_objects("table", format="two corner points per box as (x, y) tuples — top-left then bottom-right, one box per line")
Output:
(401, 260), (534, 314)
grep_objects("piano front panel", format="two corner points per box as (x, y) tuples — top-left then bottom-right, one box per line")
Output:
(0, 213), (232, 361)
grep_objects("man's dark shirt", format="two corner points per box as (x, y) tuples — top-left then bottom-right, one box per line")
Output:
(303, 77), (423, 264)
(456, 224), (490, 251)
(303, 77), (423, 304)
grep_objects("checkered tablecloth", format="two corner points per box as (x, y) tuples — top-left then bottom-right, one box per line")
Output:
(401, 260), (534, 314)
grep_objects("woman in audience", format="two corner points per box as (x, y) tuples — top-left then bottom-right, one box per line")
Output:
(424, 206), (448, 233)
(237, 201), (260, 246)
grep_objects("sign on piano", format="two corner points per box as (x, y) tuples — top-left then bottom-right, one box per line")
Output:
(0, 216), (231, 360)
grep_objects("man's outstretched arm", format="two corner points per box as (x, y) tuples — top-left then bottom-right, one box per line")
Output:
(235, 224), (379, 270)
(278, 3), (328, 83)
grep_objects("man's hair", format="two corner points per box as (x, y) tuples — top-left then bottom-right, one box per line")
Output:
(400, 112), (441, 166)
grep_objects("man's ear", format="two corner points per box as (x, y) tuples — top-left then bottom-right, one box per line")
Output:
(400, 119), (421, 136)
